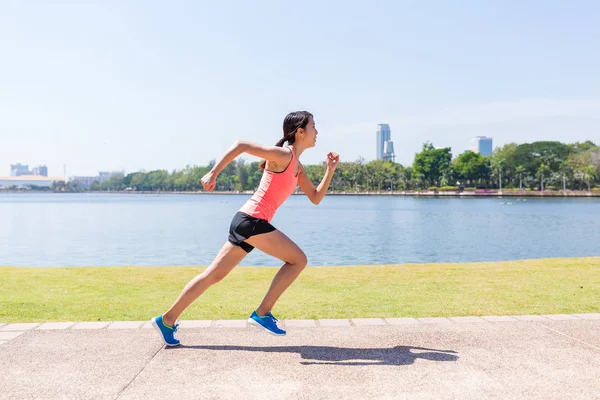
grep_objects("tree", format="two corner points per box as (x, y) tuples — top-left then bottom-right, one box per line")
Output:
(490, 157), (505, 190)
(569, 140), (597, 153)
(398, 166), (411, 190)
(536, 164), (547, 191)
(342, 160), (364, 192)
(567, 148), (599, 191)
(412, 142), (452, 187)
(382, 161), (398, 191)
(492, 143), (518, 186)
(557, 162), (573, 192)
(584, 166), (597, 192)
(236, 158), (249, 190)
(453, 151), (487, 186)
(371, 160), (386, 191)
(147, 170), (169, 191)
(515, 165), (526, 190)
(592, 150), (600, 178)
(338, 162), (356, 190)
(303, 164), (325, 188)
(130, 172), (148, 191)
(363, 163), (375, 191)
(103, 174), (125, 191)
(509, 142), (573, 185)
(173, 166), (197, 191)
(246, 162), (263, 190)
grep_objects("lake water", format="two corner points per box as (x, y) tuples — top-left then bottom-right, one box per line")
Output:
(1, 193), (599, 267)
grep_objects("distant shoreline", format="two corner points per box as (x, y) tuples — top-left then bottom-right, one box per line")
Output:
(3, 189), (599, 197)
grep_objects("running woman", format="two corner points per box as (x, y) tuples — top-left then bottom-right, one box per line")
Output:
(152, 111), (339, 345)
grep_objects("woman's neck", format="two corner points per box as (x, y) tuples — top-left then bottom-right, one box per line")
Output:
(290, 143), (307, 159)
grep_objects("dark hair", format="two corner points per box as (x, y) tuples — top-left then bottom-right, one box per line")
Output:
(259, 111), (313, 170)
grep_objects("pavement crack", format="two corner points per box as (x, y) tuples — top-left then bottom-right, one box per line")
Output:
(114, 344), (164, 400)
(535, 322), (600, 352)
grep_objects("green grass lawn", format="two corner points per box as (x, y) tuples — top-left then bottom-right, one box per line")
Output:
(1, 257), (599, 323)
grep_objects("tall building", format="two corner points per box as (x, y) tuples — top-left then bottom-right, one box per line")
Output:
(10, 164), (30, 176)
(376, 124), (395, 161)
(31, 165), (48, 176)
(383, 140), (395, 162)
(471, 136), (493, 156)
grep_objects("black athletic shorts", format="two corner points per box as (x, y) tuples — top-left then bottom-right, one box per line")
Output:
(228, 211), (276, 253)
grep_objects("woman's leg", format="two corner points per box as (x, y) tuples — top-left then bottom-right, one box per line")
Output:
(162, 241), (247, 326)
(244, 230), (307, 316)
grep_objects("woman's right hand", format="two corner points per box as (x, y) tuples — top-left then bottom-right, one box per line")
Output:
(201, 171), (217, 192)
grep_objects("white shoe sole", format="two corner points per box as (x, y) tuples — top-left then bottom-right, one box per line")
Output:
(151, 318), (181, 346)
(247, 318), (286, 336)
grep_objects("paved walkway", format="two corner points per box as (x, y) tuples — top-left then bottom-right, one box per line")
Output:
(1, 314), (599, 399)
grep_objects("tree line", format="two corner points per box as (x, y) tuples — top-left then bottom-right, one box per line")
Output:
(53, 140), (600, 193)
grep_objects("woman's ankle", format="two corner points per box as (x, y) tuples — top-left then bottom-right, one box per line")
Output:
(162, 313), (176, 327)
(256, 307), (271, 316)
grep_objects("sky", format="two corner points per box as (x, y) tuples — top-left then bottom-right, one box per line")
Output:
(1, 0), (599, 177)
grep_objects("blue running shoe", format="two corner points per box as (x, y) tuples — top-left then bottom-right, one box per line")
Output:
(151, 315), (181, 346)
(248, 310), (286, 336)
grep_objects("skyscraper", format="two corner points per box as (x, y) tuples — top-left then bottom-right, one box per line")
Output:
(376, 124), (395, 161)
(471, 136), (493, 156)
(32, 165), (48, 176)
(10, 163), (30, 176)
(383, 140), (395, 162)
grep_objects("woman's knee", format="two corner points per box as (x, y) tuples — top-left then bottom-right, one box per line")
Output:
(290, 250), (308, 269)
(196, 241), (246, 286)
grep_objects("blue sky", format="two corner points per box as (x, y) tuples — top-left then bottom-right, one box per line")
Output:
(1, 0), (599, 177)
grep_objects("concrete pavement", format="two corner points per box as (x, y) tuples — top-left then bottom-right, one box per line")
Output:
(0, 314), (599, 399)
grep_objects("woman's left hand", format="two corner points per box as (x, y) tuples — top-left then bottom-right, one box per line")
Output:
(326, 152), (340, 169)
(201, 171), (217, 192)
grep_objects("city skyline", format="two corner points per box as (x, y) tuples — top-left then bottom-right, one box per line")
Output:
(2, 132), (495, 178)
(2, 2), (599, 176)
(10, 163), (48, 177)
(7, 132), (600, 178)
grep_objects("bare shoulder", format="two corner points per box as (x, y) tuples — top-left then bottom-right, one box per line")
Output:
(237, 141), (292, 164)
(263, 146), (295, 172)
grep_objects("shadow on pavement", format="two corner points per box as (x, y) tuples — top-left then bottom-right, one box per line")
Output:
(171, 345), (459, 366)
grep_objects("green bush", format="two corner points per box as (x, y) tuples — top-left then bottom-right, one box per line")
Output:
(546, 186), (557, 191)
(427, 186), (438, 191)
(463, 187), (477, 192)
(439, 186), (458, 192)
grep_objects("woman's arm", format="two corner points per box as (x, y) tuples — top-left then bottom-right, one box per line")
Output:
(201, 141), (291, 191)
(297, 152), (340, 205)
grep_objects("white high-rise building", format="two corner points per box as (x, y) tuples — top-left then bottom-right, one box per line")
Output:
(471, 136), (493, 156)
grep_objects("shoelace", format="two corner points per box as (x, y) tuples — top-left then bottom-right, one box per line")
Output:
(267, 312), (278, 322)
(172, 323), (179, 333)
(267, 313), (283, 329)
